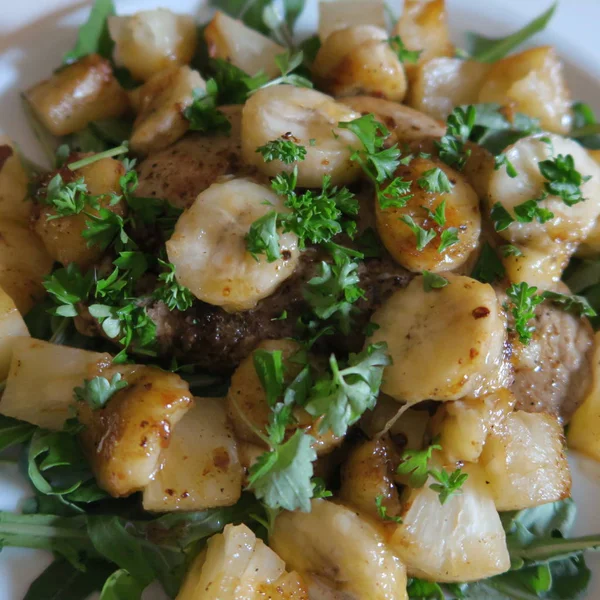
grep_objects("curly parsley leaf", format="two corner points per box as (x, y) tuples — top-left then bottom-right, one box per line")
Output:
(490, 202), (515, 232)
(74, 373), (128, 410)
(257, 138), (307, 164)
(153, 261), (194, 312)
(254, 50), (313, 91)
(436, 106), (476, 170)
(495, 152), (518, 178)
(83, 208), (130, 251)
(471, 243), (506, 284)
(539, 153), (591, 207)
(388, 36), (422, 64)
(42, 175), (90, 219)
(502, 244), (523, 258)
(396, 439), (442, 488)
(305, 342), (390, 437)
(400, 215), (437, 251)
(209, 58), (270, 104)
(245, 210), (281, 262)
(513, 199), (554, 224)
(429, 467), (469, 505)
(438, 228), (459, 253)
(183, 80), (231, 134)
(375, 494), (403, 523)
(506, 282), (545, 344)
(247, 429), (316, 512)
(422, 271), (449, 292)
(541, 290), (597, 318)
(417, 168), (453, 193)
(43, 264), (94, 318)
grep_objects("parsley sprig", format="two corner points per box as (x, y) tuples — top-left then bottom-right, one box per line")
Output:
(183, 80), (231, 134)
(388, 36), (422, 64)
(375, 494), (402, 523)
(506, 282), (545, 344)
(436, 106), (476, 170)
(74, 373), (128, 410)
(257, 137), (307, 164)
(153, 260), (195, 312)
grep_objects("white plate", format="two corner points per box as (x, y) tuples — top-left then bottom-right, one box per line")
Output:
(1, 0), (600, 598)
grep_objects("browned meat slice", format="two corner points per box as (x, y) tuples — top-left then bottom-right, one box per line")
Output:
(510, 292), (594, 422)
(135, 105), (259, 210)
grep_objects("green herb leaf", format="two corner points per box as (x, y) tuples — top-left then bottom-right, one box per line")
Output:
(417, 168), (453, 193)
(253, 349), (285, 407)
(63, 0), (116, 63)
(406, 578), (445, 600)
(388, 36), (422, 64)
(257, 138), (307, 164)
(436, 106), (476, 170)
(396, 439), (442, 488)
(465, 3), (557, 63)
(400, 215), (437, 251)
(506, 282), (545, 344)
(471, 243), (506, 284)
(245, 210), (281, 262)
(495, 153), (518, 178)
(502, 244), (523, 258)
(438, 227), (459, 253)
(539, 153), (590, 207)
(305, 343), (390, 437)
(490, 202), (515, 231)
(422, 271), (449, 292)
(100, 569), (145, 600)
(429, 467), (469, 505)
(74, 373), (128, 410)
(514, 199), (554, 224)
(183, 81), (232, 134)
(41, 174), (90, 219)
(43, 264), (94, 318)
(541, 290), (597, 317)
(0, 414), (37, 452)
(571, 102), (600, 150)
(248, 430), (316, 512)
(153, 260), (195, 312)
(375, 494), (403, 523)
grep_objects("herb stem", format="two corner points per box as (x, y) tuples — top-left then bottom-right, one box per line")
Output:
(68, 144), (129, 171)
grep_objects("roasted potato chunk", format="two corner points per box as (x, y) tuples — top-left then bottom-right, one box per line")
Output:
(0, 289), (29, 380)
(109, 9), (197, 82)
(205, 11), (285, 78)
(25, 54), (129, 137)
(130, 66), (205, 155)
(0, 338), (110, 430)
(143, 397), (243, 512)
(478, 46), (572, 134)
(0, 137), (31, 223)
(33, 156), (126, 268)
(78, 365), (193, 497)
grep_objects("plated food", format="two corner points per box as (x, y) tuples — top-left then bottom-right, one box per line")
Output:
(2, 1), (600, 599)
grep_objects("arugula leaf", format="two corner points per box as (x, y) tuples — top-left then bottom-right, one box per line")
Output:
(245, 210), (281, 262)
(471, 243), (506, 284)
(100, 570), (145, 600)
(464, 3), (557, 63)
(422, 271), (449, 292)
(183, 81), (231, 134)
(396, 439), (442, 488)
(305, 343), (390, 437)
(257, 138), (307, 164)
(0, 414), (36, 453)
(153, 260), (195, 312)
(541, 290), (597, 317)
(400, 215), (437, 251)
(247, 429), (316, 512)
(253, 349), (285, 407)
(63, 0), (116, 64)
(506, 282), (545, 344)
(388, 36), (422, 64)
(74, 373), (128, 410)
(24, 559), (115, 600)
(375, 494), (402, 523)
(304, 249), (365, 335)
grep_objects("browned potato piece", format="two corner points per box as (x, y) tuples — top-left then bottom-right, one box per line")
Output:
(0, 137), (31, 223)
(33, 157), (126, 268)
(375, 155), (481, 273)
(25, 54), (129, 137)
(408, 58), (491, 121)
(226, 340), (341, 455)
(78, 364), (193, 497)
(0, 288), (29, 380)
(109, 9), (197, 82)
(478, 46), (572, 134)
(339, 437), (401, 520)
(130, 66), (205, 155)
(205, 11), (284, 78)
(0, 220), (53, 314)
(340, 96), (445, 145)
(393, 0), (454, 77)
(313, 26), (407, 102)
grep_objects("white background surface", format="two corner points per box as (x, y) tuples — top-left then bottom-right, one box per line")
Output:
(2, 1), (600, 598)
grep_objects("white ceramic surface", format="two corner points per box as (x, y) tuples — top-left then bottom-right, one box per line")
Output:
(1, 1), (600, 598)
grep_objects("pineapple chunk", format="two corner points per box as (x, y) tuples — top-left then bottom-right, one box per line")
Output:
(271, 499), (408, 600)
(0, 338), (109, 430)
(318, 0), (387, 41)
(143, 397), (242, 512)
(0, 137), (31, 223)
(390, 462), (510, 582)
(569, 332), (600, 460)
(407, 58), (491, 121)
(25, 54), (129, 137)
(393, 0), (454, 76)
(0, 219), (53, 314)
(177, 523), (309, 600)
(78, 364), (193, 497)
(339, 438), (401, 520)
(430, 389), (516, 463)
(0, 287), (29, 380)
(130, 66), (205, 155)
(205, 11), (284, 78)
(33, 157), (127, 268)
(478, 46), (572, 134)
(480, 410), (571, 511)
(109, 9), (197, 82)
